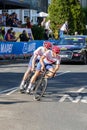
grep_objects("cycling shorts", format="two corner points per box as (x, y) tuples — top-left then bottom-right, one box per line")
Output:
(36, 62), (53, 71)
(28, 56), (39, 68)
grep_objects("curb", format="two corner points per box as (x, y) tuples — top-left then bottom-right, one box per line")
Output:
(0, 58), (29, 65)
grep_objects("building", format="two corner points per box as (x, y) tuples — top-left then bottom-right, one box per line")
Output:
(79, 0), (87, 7)
(0, 0), (48, 24)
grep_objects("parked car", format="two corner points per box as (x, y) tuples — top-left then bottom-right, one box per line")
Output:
(57, 35), (87, 64)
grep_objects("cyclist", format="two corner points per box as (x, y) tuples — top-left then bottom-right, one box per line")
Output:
(26, 45), (61, 93)
(20, 41), (52, 92)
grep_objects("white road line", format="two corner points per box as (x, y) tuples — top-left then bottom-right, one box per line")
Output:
(76, 87), (85, 92)
(81, 96), (87, 103)
(69, 87), (85, 93)
(0, 87), (18, 94)
(56, 71), (71, 76)
(6, 88), (18, 95)
(59, 94), (71, 102)
(59, 87), (85, 103)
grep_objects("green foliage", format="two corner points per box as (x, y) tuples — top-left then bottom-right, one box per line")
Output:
(31, 25), (44, 40)
(48, 0), (86, 36)
(82, 7), (87, 24)
(48, 0), (69, 37)
(69, 0), (85, 34)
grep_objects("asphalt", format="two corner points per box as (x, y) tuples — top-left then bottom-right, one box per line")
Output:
(0, 62), (87, 130)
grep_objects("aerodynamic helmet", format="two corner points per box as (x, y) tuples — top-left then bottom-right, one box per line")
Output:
(43, 41), (52, 49)
(52, 46), (60, 54)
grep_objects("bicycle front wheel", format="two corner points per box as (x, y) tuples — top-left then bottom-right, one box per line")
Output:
(34, 78), (47, 101)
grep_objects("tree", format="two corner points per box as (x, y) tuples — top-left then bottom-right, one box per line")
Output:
(48, 0), (70, 38)
(69, 0), (85, 34)
(82, 7), (87, 25)
(48, 0), (85, 38)
(82, 7), (87, 34)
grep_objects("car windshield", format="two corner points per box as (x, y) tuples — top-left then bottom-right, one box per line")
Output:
(58, 37), (85, 46)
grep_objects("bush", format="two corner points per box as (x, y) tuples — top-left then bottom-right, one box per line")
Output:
(31, 25), (45, 40)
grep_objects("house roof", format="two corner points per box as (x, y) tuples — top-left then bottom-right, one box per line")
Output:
(0, 0), (30, 9)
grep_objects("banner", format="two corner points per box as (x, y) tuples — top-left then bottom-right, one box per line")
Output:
(0, 40), (59, 59)
(0, 40), (43, 58)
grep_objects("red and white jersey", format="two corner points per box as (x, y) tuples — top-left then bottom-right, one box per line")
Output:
(33, 46), (46, 60)
(43, 50), (61, 65)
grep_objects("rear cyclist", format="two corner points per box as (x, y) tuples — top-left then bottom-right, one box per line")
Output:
(26, 46), (61, 93)
(20, 41), (52, 92)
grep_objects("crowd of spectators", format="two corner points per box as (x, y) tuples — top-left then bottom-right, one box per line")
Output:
(0, 12), (22, 27)
(0, 27), (31, 42)
(0, 12), (33, 28)
(0, 12), (33, 42)
(0, 12), (54, 42)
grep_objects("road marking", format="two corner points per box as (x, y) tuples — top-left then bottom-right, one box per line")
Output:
(56, 71), (71, 76)
(81, 96), (87, 103)
(76, 87), (85, 92)
(59, 87), (85, 103)
(6, 88), (18, 95)
(69, 87), (85, 93)
(59, 94), (82, 103)
(0, 87), (18, 95)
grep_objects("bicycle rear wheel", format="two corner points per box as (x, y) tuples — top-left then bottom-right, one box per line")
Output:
(34, 78), (47, 101)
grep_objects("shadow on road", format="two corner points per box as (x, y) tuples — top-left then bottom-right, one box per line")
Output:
(0, 100), (29, 105)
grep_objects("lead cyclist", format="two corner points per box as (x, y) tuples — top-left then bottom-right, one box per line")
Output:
(26, 46), (61, 93)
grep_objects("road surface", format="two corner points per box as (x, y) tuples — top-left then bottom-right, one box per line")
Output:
(0, 62), (87, 130)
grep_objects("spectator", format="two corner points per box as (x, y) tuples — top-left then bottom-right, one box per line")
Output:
(11, 31), (19, 42)
(41, 18), (46, 28)
(12, 12), (20, 27)
(75, 31), (78, 35)
(45, 19), (52, 37)
(0, 28), (5, 41)
(12, 18), (18, 27)
(19, 30), (30, 42)
(1, 27), (6, 40)
(31, 19), (34, 26)
(5, 28), (17, 42)
(43, 29), (49, 40)
(45, 20), (50, 30)
(6, 14), (13, 27)
(6, 12), (20, 27)
(26, 17), (32, 28)
(18, 20), (22, 28)
(2, 12), (6, 26)
(0, 14), (2, 26)
(59, 21), (68, 38)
